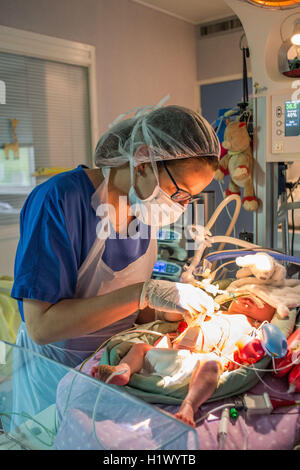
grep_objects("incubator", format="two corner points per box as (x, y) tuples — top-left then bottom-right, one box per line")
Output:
(1, 228), (299, 450)
(2, 1), (300, 449)
(0, 342), (198, 450)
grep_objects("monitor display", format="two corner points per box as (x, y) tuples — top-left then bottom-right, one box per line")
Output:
(285, 101), (300, 137)
(153, 261), (167, 273)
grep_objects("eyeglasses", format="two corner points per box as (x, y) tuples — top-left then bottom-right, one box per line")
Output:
(161, 161), (200, 204)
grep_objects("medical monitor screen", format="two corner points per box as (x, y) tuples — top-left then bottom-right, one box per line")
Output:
(153, 261), (167, 273)
(285, 101), (300, 137)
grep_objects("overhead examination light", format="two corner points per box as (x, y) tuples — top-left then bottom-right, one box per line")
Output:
(291, 21), (300, 44)
(278, 14), (300, 76)
(243, 0), (300, 9)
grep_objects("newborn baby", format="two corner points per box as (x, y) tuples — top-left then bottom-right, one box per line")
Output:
(91, 295), (274, 427)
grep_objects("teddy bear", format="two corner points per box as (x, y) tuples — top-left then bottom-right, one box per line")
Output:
(214, 120), (258, 211)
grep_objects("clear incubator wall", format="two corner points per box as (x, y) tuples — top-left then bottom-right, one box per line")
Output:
(0, 341), (198, 451)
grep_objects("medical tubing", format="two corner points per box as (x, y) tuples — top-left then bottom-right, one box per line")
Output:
(92, 385), (107, 449)
(218, 432), (227, 451)
(0, 411), (56, 448)
(270, 398), (300, 408)
(59, 327), (166, 419)
(215, 349), (300, 374)
(79, 326), (165, 373)
(195, 402), (235, 424)
(252, 366), (300, 397)
(218, 181), (237, 239)
(240, 409), (249, 450)
(184, 195), (241, 279)
(60, 325), (167, 421)
(63, 327), (136, 417)
(91, 381), (164, 451)
(105, 368), (129, 385)
(78, 326), (137, 372)
(209, 236), (260, 250)
(207, 194), (242, 253)
(204, 250), (300, 265)
(211, 260), (239, 282)
(0, 429), (32, 450)
(206, 195), (241, 236)
(218, 407), (230, 450)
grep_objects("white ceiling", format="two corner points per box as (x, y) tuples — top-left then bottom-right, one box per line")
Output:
(131, 0), (235, 25)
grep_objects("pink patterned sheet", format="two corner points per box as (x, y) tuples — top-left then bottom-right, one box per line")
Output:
(77, 349), (300, 450)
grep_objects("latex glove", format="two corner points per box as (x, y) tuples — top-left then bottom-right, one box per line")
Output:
(140, 279), (218, 323)
(227, 279), (300, 318)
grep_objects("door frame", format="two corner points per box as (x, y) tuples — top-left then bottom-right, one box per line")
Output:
(196, 73), (252, 115)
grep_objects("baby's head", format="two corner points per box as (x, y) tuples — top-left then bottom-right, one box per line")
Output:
(228, 295), (275, 324)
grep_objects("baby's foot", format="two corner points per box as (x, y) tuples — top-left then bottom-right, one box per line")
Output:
(91, 363), (131, 386)
(174, 400), (196, 428)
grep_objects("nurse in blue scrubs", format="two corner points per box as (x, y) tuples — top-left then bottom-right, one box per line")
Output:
(10, 104), (220, 426)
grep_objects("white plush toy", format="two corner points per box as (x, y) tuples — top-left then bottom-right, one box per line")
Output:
(227, 252), (300, 318)
(235, 252), (286, 283)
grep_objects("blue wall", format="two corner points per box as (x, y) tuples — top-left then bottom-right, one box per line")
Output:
(200, 78), (254, 241)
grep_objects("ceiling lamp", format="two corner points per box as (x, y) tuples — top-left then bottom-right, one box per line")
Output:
(245, 0), (300, 9)
(291, 21), (300, 44)
(279, 15), (300, 76)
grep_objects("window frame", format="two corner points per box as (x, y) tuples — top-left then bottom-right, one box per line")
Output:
(0, 25), (99, 241)
(0, 25), (99, 166)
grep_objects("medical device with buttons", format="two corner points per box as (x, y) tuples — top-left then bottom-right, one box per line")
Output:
(269, 89), (300, 161)
(152, 228), (187, 281)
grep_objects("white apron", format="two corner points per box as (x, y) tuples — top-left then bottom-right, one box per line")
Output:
(74, 167), (157, 344)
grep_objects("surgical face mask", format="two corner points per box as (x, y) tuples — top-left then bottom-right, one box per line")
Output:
(128, 184), (185, 227)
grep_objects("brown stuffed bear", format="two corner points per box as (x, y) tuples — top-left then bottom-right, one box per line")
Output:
(214, 120), (258, 211)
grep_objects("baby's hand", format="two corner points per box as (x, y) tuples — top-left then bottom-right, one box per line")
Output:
(221, 355), (240, 372)
(224, 360), (240, 372)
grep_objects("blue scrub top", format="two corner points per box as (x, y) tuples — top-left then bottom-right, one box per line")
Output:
(11, 165), (151, 321)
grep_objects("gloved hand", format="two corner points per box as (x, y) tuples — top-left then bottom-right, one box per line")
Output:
(140, 279), (218, 323)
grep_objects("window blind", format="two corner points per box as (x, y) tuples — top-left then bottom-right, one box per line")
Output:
(0, 51), (92, 226)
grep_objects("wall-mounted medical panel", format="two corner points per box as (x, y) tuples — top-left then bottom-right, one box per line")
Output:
(268, 88), (300, 162)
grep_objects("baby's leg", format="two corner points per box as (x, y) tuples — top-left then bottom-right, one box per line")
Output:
(174, 354), (223, 427)
(91, 343), (153, 385)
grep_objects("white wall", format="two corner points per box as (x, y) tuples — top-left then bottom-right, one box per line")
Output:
(0, 237), (19, 277)
(0, 0), (198, 276)
(196, 30), (250, 82)
(0, 0), (198, 134)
